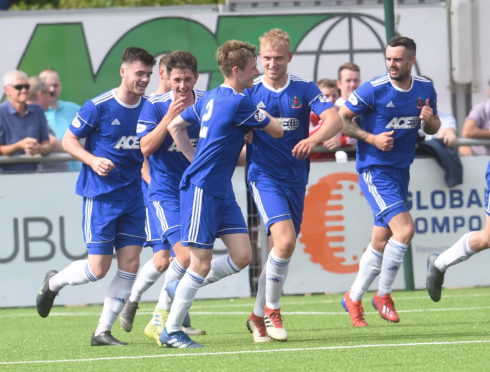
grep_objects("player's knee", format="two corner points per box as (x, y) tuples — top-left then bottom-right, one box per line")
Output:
(90, 266), (109, 279)
(234, 250), (252, 269)
(393, 225), (414, 245)
(272, 236), (296, 258)
(152, 256), (170, 273)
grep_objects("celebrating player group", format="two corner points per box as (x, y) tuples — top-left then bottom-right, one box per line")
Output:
(35, 29), (442, 348)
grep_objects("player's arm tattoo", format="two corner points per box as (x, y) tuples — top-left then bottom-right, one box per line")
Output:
(340, 114), (369, 141)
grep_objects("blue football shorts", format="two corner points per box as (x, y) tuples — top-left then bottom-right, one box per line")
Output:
(180, 183), (248, 249)
(359, 166), (410, 228)
(82, 194), (146, 255)
(144, 201), (172, 254)
(248, 177), (305, 235)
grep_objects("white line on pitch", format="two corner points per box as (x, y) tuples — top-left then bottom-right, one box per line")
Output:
(3, 305), (490, 318)
(1, 339), (489, 366)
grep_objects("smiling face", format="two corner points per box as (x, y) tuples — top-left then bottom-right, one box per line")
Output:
(235, 56), (260, 91)
(4, 72), (29, 106)
(120, 60), (153, 97)
(385, 45), (416, 84)
(259, 41), (292, 86)
(167, 68), (198, 100)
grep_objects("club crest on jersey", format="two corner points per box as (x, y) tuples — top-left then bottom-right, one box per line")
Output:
(416, 97), (424, 108)
(279, 117), (300, 131)
(290, 96), (302, 109)
(114, 136), (140, 149)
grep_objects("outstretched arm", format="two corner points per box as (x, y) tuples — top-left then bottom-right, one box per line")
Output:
(261, 110), (283, 138)
(291, 106), (343, 159)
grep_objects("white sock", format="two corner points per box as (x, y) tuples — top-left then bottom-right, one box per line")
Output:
(95, 269), (136, 335)
(253, 266), (266, 317)
(435, 232), (476, 272)
(350, 244), (383, 301)
(165, 268), (204, 333)
(49, 260), (98, 292)
(157, 259), (186, 310)
(265, 250), (290, 310)
(129, 259), (163, 303)
(377, 239), (407, 296)
(202, 255), (240, 286)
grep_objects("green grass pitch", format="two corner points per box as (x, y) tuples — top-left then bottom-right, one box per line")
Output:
(1, 287), (490, 371)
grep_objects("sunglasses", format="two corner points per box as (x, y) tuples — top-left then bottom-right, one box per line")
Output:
(11, 84), (30, 91)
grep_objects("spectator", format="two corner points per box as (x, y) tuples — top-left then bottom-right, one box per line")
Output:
(460, 80), (490, 156)
(27, 76), (67, 171)
(39, 69), (81, 170)
(0, 70), (51, 172)
(423, 111), (458, 146)
(317, 78), (340, 103)
(27, 76), (51, 110)
(310, 78), (356, 161)
(335, 62), (361, 108)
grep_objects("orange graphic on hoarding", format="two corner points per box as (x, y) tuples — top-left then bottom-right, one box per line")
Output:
(300, 172), (364, 274)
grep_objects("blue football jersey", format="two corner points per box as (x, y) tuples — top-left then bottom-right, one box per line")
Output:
(69, 89), (145, 199)
(136, 90), (204, 201)
(345, 74), (437, 171)
(180, 84), (270, 199)
(246, 74), (334, 186)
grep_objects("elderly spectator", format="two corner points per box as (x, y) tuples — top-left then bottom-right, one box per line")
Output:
(0, 70), (51, 172)
(460, 80), (490, 156)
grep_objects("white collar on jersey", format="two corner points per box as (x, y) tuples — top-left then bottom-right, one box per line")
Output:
(112, 89), (142, 109)
(220, 84), (245, 95)
(260, 73), (291, 94)
(389, 75), (414, 93)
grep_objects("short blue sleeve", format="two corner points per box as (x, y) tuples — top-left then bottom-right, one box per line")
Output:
(181, 98), (203, 126)
(344, 81), (374, 116)
(69, 100), (98, 138)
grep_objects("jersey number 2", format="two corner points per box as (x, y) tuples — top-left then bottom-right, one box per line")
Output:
(200, 99), (214, 139)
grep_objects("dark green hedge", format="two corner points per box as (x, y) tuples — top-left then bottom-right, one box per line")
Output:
(11, 0), (221, 10)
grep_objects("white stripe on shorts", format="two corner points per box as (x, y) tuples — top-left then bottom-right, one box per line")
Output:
(363, 171), (387, 211)
(144, 207), (151, 240)
(189, 186), (203, 243)
(249, 181), (270, 225)
(153, 200), (169, 232)
(84, 198), (93, 243)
